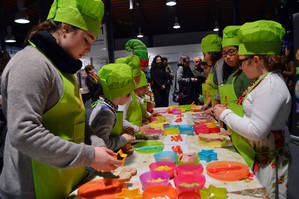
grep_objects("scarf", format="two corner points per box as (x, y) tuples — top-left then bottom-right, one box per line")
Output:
(29, 31), (82, 74)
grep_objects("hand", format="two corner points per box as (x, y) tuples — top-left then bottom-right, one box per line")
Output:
(122, 133), (135, 143)
(142, 118), (151, 124)
(191, 78), (198, 82)
(219, 129), (231, 136)
(203, 107), (213, 116)
(91, 147), (122, 172)
(147, 101), (156, 109)
(213, 104), (227, 120)
(123, 127), (135, 135)
(200, 103), (209, 111)
(139, 125), (154, 132)
(161, 85), (166, 90)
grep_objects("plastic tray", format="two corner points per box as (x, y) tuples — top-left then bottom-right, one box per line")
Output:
(154, 151), (178, 163)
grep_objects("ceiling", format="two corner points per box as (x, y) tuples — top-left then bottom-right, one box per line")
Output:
(1, 0), (297, 47)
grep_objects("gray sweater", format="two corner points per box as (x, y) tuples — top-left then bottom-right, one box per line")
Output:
(0, 46), (94, 198)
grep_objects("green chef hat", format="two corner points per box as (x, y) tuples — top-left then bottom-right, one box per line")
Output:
(238, 20), (285, 55)
(47, 0), (104, 38)
(201, 34), (222, 53)
(136, 71), (148, 89)
(115, 55), (142, 77)
(222, 26), (240, 47)
(98, 63), (135, 101)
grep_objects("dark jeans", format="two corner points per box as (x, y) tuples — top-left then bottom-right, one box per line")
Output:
(152, 88), (169, 107)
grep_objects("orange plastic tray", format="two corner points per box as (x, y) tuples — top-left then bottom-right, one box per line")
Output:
(206, 161), (249, 181)
(78, 178), (126, 199)
(143, 185), (178, 199)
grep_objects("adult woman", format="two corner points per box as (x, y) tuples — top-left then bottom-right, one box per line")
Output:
(84, 65), (102, 103)
(214, 20), (291, 198)
(200, 34), (223, 110)
(0, 1), (121, 198)
(176, 56), (197, 105)
(150, 55), (170, 107)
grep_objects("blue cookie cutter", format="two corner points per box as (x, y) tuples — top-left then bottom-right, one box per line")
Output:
(198, 149), (217, 162)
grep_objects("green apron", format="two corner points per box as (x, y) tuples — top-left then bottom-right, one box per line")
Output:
(127, 92), (142, 126)
(111, 111), (124, 136)
(201, 73), (218, 105)
(219, 76), (255, 168)
(29, 42), (86, 199)
(219, 72), (269, 169)
(141, 100), (148, 120)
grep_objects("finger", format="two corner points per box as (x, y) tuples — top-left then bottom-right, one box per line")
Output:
(105, 148), (116, 156)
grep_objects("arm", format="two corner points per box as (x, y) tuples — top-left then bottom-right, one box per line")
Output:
(88, 104), (127, 151)
(283, 61), (295, 77)
(219, 88), (287, 141)
(4, 56), (94, 169)
(177, 66), (191, 85)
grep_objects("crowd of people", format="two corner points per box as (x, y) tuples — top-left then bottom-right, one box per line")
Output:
(0, 0), (297, 198)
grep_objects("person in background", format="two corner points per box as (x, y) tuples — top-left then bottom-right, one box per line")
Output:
(150, 55), (170, 107)
(176, 55), (197, 105)
(282, 44), (295, 92)
(200, 34), (223, 110)
(86, 63), (135, 151)
(0, 47), (10, 173)
(192, 57), (207, 104)
(213, 20), (291, 199)
(84, 65), (102, 103)
(0, 1), (122, 198)
(163, 57), (173, 105)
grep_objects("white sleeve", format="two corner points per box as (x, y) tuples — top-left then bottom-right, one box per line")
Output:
(220, 86), (286, 141)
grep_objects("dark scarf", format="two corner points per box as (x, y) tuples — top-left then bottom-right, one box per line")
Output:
(29, 31), (82, 74)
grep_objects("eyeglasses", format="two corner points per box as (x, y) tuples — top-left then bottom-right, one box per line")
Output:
(222, 49), (237, 57)
(238, 57), (251, 66)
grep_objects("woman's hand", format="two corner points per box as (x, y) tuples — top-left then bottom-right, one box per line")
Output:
(122, 133), (135, 143)
(213, 104), (227, 120)
(91, 147), (122, 172)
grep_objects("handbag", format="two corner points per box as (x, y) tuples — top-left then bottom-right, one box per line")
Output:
(172, 74), (183, 103)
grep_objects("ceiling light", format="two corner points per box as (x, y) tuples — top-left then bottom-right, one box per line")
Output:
(137, 27), (144, 38)
(173, 22), (181, 29)
(213, 27), (219, 31)
(5, 26), (16, 43)
(14, 10), (30, 24)
(137, 33), (144, 38)
(166, 0), (176, 6)
(173, 17), (180, 29)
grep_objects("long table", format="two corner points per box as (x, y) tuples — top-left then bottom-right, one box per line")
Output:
(70, 107), (268, 198)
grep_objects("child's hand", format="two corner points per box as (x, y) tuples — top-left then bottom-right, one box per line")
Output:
(147, 101), (156, 109)
(139, 125), (154, 132)
(142, 118), (151, 124)
(91, 147), (122, 172)
(123, 127), (135, 135)
(122, 133), (135, 143)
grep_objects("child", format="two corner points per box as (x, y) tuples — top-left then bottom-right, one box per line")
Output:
(119, 72), (154, 133)
(86, 63), (136, 151)
(199, 59), (212, 105)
